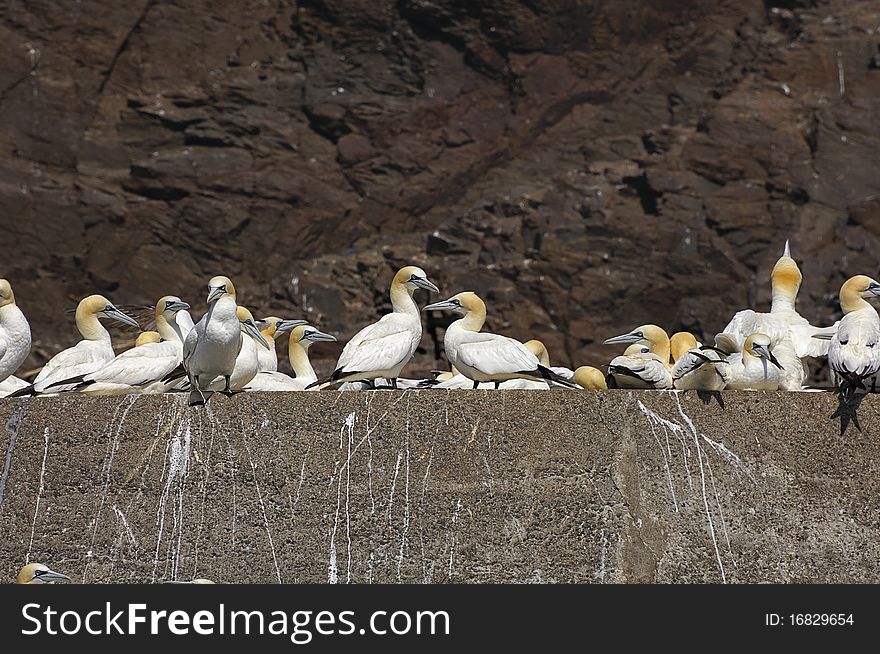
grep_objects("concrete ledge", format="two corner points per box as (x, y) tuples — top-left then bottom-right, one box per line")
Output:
(1, 390), (878, 583)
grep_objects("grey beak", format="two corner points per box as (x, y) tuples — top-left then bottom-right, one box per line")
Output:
(35, 568), (71, 583)
(207, 286), (225, 304)
(304, 329), (337, 343)
(423, 299), (458, 311)
(276, 319), (309, 333)
(242, 320), (271, 349)
(166, 300), (191, 313)
(106, 306), (140, 328)
(603, 333), (641, 346)
(412, 277), (440, 293)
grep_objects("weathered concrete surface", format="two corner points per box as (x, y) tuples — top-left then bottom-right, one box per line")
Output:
(0, 390), (878, 584)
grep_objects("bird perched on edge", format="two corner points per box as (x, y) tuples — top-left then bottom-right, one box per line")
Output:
(310, 266), (439, 390)
(247, 323), (337, 391)
(670, 331), (730, 391)
(720, 332), (783, 391)
(0, 279), (32, 397)
(8, 294), (139, 397)
(603, 324), (673, 389)
(423, 291), (574, 389)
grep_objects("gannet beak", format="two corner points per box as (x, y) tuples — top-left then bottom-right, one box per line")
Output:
(207, 285), (226, 304)
(304, 329), (337, 343)
(243, 320), (271, 349)
(868, 281), (880, 297)
(754, 344), (784, 370)
(165, 300), (191, 312)
(276, 319), (309, 333)
(423, 299), (459, 312)
(34, 568), (71, 583)
(783, 239), (791, 257)
(603, 332), (641, 346)
(104, 305), (140, 328)
(412, 277), (440, 293)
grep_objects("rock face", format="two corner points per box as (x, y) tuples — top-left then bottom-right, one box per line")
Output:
(2, 1), (880, 377)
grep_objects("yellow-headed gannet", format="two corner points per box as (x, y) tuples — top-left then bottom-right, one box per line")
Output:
(423, 292), (574, 388)
(722, 241), (835, 390)
(200, 306), (271, 394)
(821, 275), (880, 397)
(66, 297), (190, 396)
(0, 279), (31, 384)
(15, 563), (71, 584)
(9, 294), (139, 396)
(572, 366), (607, 390)
(255, 317), (285, 373)
(312, 266), (439, 390)
(247, 324), (337, 391)
(136, 331), (162, 346)
(670, 331), (730, 391)
(179, 276), (247, 405)
(603, 325), (673, 389)
(723, 333), (783, 390)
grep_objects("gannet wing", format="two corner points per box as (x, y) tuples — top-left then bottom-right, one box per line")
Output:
(34, 340), (112, 390)
(791, 321), (838, 358)
(723, 310), (787, 346)
(85, 343), (181, 387)
(456, 334), (540, 375)
(176, 311), (195, 338)
(335, 315), (417, 375)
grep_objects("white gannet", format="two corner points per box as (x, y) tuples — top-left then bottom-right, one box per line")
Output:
(723, 333), (783, 390)
(423, 292), (574, 388)
(670, 331), (730, 391)
(255, 317), (285, 373)
(572, 366), (608, 390)
(499, 339), (567, 389)
(9, 294), (139, 396)
(135, 331), (162, 346)
(67, 297), (190, 396)
(823, 275), (880, 397)
(201, 306), (271, 394)
(722, 241), (834, 390)
(180, 276), (247, 405)
(312, 266), (439, 389)
(603, 325), (673, 389)
(0, 279), (31, 387)
(15, 563), (71, 584)
(247, 324), (337, 391)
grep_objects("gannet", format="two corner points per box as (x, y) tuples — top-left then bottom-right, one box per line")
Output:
(670, 331), (730, 391)
(423, 292), (574, 388)
(254, 317), (307, 373)
(136, 331), (162, 346)
(9, 295), (139, 396)
(15, 563), (71, 584)
(603, 325), (673, 389)
(64, 297), (190, 396)
(201, 306), (271, 394)
(247, 324), (337, 391)
(572, 366), (607, 390)
(722, 241), (835, 390)
(312, 266), (439, 389)
(724, 333), (783, 390)
(0, 279), (31, 388)
(180, 276), (246, 405)
(823, 275), (880, 397)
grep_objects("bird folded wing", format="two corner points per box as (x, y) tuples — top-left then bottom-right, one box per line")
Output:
(35, 341), (110, 389)
(793, 322), (837, 357)
(456, 335), (539, 375)
(336, 324), (416, 374)
(86, 343), (180, 387)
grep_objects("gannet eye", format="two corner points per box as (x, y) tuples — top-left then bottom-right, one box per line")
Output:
(409, 274), (420, 282)
(452, 299), (461, 306)
(635, 331), (644, 338)
(840, 339), (849, 345)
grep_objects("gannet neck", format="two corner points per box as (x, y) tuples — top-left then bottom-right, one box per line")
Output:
(460, 293), (487, 332)
(524, 340), (550, 366)
(840, 276), (877, 314)
(75, 295), (112, 342)
(389, 279), (420, 319)
(289, 340), (316, 380)
(670, 332), (698, 362)
(770, 254), (802, 312)
(0, 279), (14, 308)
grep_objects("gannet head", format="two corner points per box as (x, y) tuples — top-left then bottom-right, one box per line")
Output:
(156, 295), (190, 321)
(274, 318), (309, 334)
(771, 240), (802, 299)
(670, 332), (699, 362)
(623, 344), (651, 356)
(394, 266), (440, 294)
(523, 339), (551, 366)
(289, 324), (338, 349)
(207, 276), (236, 304)
(744, 333), (783, 369)
(256, 316), (284, 339)
(0, 279), (15, 307)
(604, 324), (668, 349)
(79, 294), (140, 328)
(136, 331), (162, 346)
(424, 291), (485, 316)
(236, 306), (270, 349)
(573, 366), (607, 390)
(15, 563), (71, 584)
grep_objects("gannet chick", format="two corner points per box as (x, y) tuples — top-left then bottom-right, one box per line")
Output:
(181, 276), (245, 405)
(670, 332), (730, 391)
(573, 366), (607, 390)
(15, 563), (71, 584)
(725, 333), (783, 390)
(66, 297), (190, 396)
(9, 294), (139, 396)
(247, 324), (337, 391)
(723, 241), (835, 390)
(423, 292), (574, 389)
(136, 331), (162, 346)
(312, 266), (439, 390)
(0, 279), (32, 388)
(824, 275), (880, 397)
(606, 344), (673, 389)
(604, 324), (671, 365)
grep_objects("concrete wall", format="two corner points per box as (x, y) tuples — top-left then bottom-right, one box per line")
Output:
(1, 390), (878, 584)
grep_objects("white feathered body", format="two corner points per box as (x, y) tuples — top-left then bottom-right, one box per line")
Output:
(828, 307), (880, 390)
(0, 303), (31, 382)
(334, 311), (422, 382)
(184, 297), (241, 387)
(607, 352), (673, 390)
